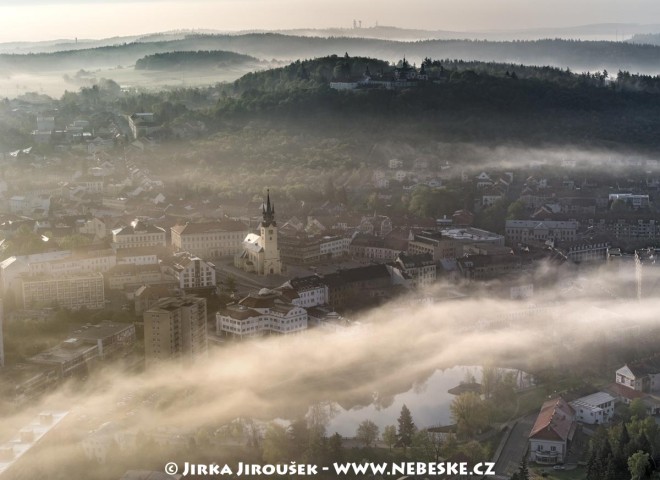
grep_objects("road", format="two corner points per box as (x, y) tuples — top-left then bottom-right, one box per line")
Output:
(494, 413), (536, 477)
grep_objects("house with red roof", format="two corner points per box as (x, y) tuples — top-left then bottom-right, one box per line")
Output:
(529, 397), (576, 465)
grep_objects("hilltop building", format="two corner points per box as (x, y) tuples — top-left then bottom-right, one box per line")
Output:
(235, 191), (283, 275)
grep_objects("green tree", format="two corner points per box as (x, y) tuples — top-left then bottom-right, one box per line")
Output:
(516, 456), (530, 480)
(450, 392), (489, 439)
(222, 275), (237, 295)
(481, 365), (499, 399)
(412, 430), (443, 462)
(459, 440), (489, 464)
(628, 450), (650, 480)
(57, 234), (92, 250)
(262, 423), (289, 464)
(356, 420), (379, 448)
(328, 433), (343, 462)
(506, 200), (526, 220)
(382, 425), (397, 451)
(630, 398), (648, 420)
(611, 198), (629, 212)
(397, 404), (416, 452)
(288, 418), (309, 458)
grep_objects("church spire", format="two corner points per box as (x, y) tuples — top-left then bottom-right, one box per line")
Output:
(262, 189), (276, 227)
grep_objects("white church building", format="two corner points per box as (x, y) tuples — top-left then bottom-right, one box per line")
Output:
(235, 191), (283, 276)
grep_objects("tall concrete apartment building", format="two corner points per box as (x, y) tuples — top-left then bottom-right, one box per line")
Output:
(143, 296), (208, 365)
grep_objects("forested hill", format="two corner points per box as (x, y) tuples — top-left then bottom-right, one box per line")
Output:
(630, 34), (660, 47)
(233, 55), (391, 92)
(3, 33), (660, 74)
(135, 50), (260, 70)
(212, 56), (660, 150)
(231, 55), (660, 94)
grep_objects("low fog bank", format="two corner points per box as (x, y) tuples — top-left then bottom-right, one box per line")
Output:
(0, 262), (658, 477)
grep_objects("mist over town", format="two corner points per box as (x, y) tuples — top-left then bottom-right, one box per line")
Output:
(2, 3), (660, 480)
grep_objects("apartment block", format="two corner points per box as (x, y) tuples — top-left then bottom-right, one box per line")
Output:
(21, 273), (105, 310)
(171, 220), (248, 258)
(143, 296), (208, 365)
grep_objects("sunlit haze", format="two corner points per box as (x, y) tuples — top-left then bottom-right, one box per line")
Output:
(1, 0), (660, 42)
(2, 1), (660, 479)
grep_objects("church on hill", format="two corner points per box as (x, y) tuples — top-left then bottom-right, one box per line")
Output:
(235, 190), (283, 276)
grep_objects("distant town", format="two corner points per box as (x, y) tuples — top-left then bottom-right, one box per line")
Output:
(2, 76), (660, 480)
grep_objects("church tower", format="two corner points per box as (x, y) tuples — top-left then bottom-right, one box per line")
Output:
(260, 190), (282, 275)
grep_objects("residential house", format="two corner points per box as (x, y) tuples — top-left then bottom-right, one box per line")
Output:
(570, 392), (615, 425)
(615, 356), (660, 394)
(529, 397), (576, 465)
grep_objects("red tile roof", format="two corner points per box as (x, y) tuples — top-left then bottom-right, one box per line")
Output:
(604, 382), (646, 401)
(530, 397), (575, 442)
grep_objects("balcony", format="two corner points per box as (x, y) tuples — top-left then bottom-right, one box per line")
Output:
(534, 451), (561, 465)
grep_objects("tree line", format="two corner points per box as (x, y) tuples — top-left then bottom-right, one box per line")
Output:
(135, 50), (259, 70)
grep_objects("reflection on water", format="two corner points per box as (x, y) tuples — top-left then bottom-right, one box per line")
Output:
(325, 366), (532, 437)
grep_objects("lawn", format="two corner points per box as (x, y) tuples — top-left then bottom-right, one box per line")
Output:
(530, 466), (586, 480)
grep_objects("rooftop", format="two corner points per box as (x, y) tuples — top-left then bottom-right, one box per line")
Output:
(146, 295), (205, 314)
(171, 220), (248, 235)
(571, 391), (616, 408)
(529, 397), (576, 443)
(0, 412), (69, 476)
(71, 322), (134, 342)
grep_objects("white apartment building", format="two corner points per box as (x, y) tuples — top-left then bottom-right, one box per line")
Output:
(286, 276), (328, 308)
(1, 250), (114, 301)
(163, 252), (216, 290)
(112, 219), (166, 249)
(505, 220), (578, 244)
(609, 193), (650, 209)
(171, 220), (249, 258)
(390, 253), (436, 289)
(115, 247), (159, 266)
(35, 249), (117, 276)
(319, 236), (351, 258)
(216, 290), (307, 339)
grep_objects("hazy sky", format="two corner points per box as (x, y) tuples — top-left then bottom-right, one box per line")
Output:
(0, 0), (659, 42)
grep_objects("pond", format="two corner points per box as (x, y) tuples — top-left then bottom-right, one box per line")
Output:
(324, 365), (532, 437)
